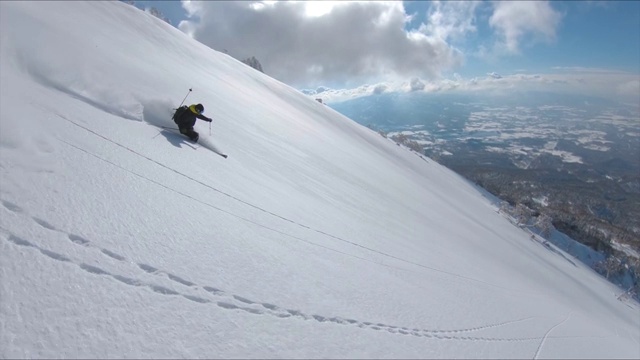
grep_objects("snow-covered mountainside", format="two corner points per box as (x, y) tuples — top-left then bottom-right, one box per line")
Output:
(1, 2), (638, 358)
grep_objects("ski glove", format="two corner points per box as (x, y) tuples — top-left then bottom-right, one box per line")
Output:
(207, 118), (213, 122)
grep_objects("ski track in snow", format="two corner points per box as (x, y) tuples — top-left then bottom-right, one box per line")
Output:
(53, 113), (541, 298)
(533, 311), (572, 359)
(55, 137), (414, 275)
(0, 198), (562, 344)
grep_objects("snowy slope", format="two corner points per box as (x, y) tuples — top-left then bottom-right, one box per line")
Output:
(1, 2), (638, 358)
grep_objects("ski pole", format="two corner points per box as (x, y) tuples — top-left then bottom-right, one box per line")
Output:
(209, 121), (212, 136)
(178, 88), (192, 107)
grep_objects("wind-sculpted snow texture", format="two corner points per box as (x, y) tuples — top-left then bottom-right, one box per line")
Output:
(1, 2), (638, 359)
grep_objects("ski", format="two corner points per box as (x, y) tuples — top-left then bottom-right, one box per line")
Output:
(159, 125), (227, 158)
(210, 150), (228, 158)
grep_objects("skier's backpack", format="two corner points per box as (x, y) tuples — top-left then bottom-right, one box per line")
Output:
(172, 105), (188, 124)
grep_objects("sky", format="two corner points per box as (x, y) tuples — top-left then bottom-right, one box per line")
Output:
(130, 0), (640, 103)
(2, 2), (639, 357)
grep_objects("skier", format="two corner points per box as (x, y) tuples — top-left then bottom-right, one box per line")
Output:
(173, 103), (212, 142)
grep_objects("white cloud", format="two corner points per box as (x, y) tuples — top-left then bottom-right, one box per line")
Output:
(418, 1), (481, 42)
(409, 77), (426, 91)
(314, 70), (640, 104)
(178, 1), (464, 88)
(373, 84), (388, 94)
(489, 1), (563, 54)
(617, 79), (640, 100)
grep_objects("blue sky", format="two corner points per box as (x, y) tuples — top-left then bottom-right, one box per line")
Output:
(128, 1), (639, 102)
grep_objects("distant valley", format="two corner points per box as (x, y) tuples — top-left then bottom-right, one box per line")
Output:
(329, 91), (640, 267)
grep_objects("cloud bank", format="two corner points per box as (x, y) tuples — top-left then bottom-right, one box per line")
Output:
(309, 69), (640, 105)
(179, 1), (466, 88)
(178, 0), (634, 106)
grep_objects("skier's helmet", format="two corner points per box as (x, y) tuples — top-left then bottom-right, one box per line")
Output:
(195, 103), (204, 114)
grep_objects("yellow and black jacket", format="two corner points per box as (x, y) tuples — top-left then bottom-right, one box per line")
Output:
(174, 104), (211, 129)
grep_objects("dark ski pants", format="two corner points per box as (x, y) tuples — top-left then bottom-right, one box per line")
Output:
(179, 126), (199, 142)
